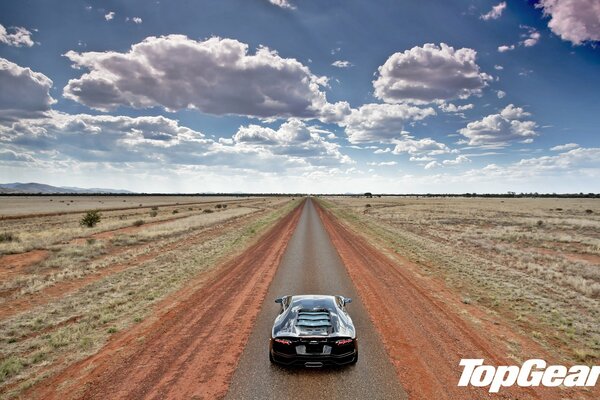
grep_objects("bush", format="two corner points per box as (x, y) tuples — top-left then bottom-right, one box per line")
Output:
(172, 210), (179, 214)
(151, 206), (158, 211)
(149, 211), (158, 217)
(203, 209), (214, 214)
(215, 204), (223, 209)
(365, 204), (371, 208)
(133, 220), (145, 227)
(0, 232), (17, 243)
(536, 220), (544, 227)
(585, 209), (593, 214)
(222, 204), (228, 209)
(80, 210), (101, 228)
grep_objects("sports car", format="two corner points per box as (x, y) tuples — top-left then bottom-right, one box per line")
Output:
(269, 294), (358, 367)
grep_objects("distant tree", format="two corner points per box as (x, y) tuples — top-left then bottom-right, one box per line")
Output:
(80, 210), (101, 228)
(364, 192), (373, 198)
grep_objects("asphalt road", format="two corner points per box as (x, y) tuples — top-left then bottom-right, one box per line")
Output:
(225, 198), (407, 400)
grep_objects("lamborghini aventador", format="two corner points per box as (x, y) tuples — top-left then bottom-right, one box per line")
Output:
(269, 294), (358, 367)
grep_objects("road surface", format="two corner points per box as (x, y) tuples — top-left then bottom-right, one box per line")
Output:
(225, 198), (407, 399)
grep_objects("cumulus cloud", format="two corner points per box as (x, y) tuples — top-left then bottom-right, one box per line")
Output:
(480, 2), (507, 21)
(458, 104), (538, 146)
(496, 90), (506, 99)
(331, 60), (353, 68)
(442, 155), (471, 165)
(494, 65), (504, 70)
(231, 119), (351, 166)
(268, 0), (296, 9)
(373, 43), (492, 104)
(0, 149), (35, 162)
(550, 143), (579, 151)
(439, 103), (474, 113)
(0, 112), (350, 171)
(424, 161), (441, 170)
(63, 35), (348, 121)
(0, 58), (55, 121)
(126, 17), (143, 24)
(0, 24), (35, 47)
(520, 25), (541, 47)
(515, 147), (600, 170)
(367, 161), (397, 166)
(536, 0), (600, 45)
(498, 44), (515, 52)
(340, 103), (436, 143)
(392, 136), (454, 156)
(105, 12), (115, 21)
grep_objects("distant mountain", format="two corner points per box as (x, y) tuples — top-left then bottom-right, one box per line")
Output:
(0, 182), (133, 194)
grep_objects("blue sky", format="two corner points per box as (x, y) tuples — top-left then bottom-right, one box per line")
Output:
(0, 0), (598, 193)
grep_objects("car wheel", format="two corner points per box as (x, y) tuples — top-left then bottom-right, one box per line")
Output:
(269, 351), (275, 364)
(351, 352), (358, 365)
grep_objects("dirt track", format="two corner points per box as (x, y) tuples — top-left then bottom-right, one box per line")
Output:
(24, 198), (598, 399)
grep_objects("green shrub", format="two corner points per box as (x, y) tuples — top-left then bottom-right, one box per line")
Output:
(0, 232), (17, 243)
(172, 210), (179, 214)
(203, 209), (214, 214)
(80, 210), (101, 228)
(133, 220), (145, 227)
(0, 357), (23, 382)
(215, 204), (223, 209)
(149, 211), (158, 217)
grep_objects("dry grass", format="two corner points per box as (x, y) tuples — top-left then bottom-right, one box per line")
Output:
(320, 196), (600, 364)
(0, 196), (298, 397)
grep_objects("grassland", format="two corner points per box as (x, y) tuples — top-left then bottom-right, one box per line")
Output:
(320, 196), (600, 364)
(0, 196), (298, 397)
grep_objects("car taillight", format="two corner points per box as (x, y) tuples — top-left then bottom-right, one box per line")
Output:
(274, 338), (292, 345)
(336, 338), (353, 346)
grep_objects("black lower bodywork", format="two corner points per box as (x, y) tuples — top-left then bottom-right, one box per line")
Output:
(269, 337), (358, 367)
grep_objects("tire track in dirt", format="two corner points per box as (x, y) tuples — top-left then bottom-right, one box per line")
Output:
(315, 201), (597, 400)
(25, 199), (304, 400)
(0, 208), (265, 320)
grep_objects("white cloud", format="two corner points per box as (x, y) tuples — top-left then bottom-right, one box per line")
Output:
(0, 112), (351, 172)
(424, 161), (441, 170)
(480, 2), (507, 21)
(232, 119), (351, 166)
(374, 147), (391, 154)
(127, 17), (143, 24)
(63, 35), (348, 121)
(0, 24), (35, 47)
(332, 60), (353, 68)
(442, 155), (471, 165)
(496, 90), (506, 99)
(520, 25), (541, 47)
(409, 155), (434, 162)
(373, 43), (492, 104)
(367, 161), (397, 166)
(0, 149), (35, 162)
(515, 147), (600, 171)
(458, 104), (538, 146)
(268, 0), (296, 10)
(498, 44), (515, 52)
(0, 58), (55, 121)
(105, 12), (115, 21)
(536, 0), (600, 45)
(494, 65), (504, 70)
(340, 103), (436, 143)
(439, 102), (474, 113)
(392, 137), (454, 156)
(550, 143), (579, 151)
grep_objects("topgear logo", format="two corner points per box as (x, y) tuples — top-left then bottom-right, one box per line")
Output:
(458, 359), (600, 393)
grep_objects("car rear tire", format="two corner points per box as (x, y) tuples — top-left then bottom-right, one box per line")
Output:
(269, 351), (275, 364)
(351, 352), (358, 365)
